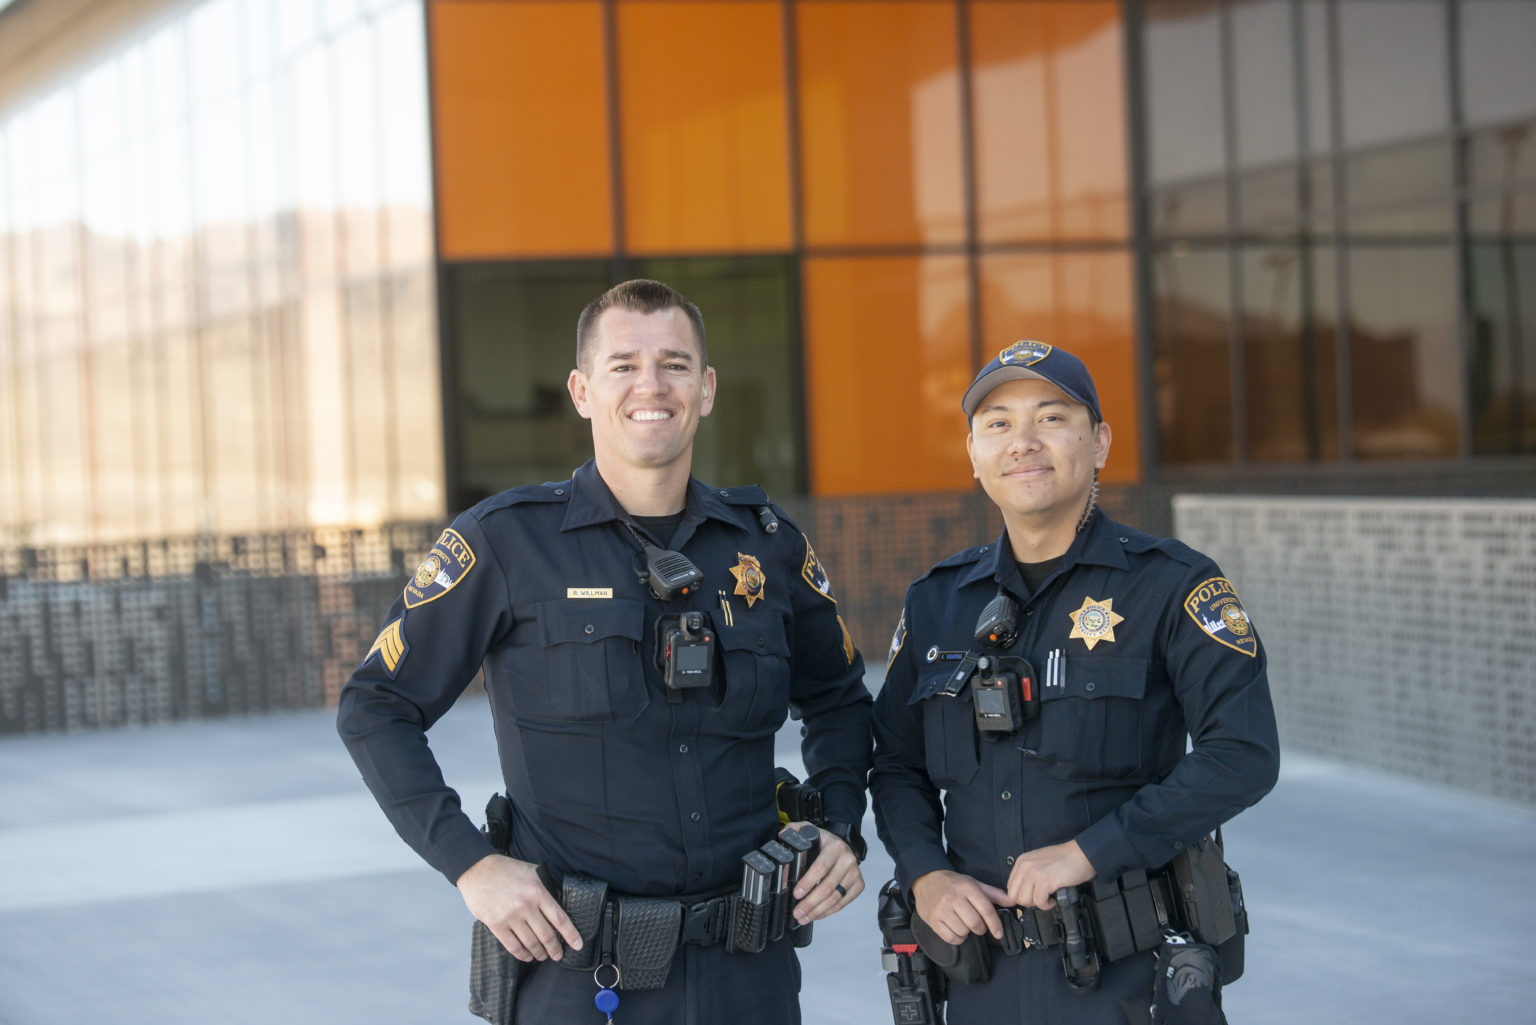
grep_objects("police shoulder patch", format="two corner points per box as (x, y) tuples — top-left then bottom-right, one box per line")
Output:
(801, 538), (837, 603)
(886, 610), (907, 671)
(365, 619), (408, 677)
(1183, 577), (1257, 657)
(404, 528), (476, 609)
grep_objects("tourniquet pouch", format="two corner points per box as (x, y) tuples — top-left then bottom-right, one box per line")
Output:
(468, 919), (532, 1025)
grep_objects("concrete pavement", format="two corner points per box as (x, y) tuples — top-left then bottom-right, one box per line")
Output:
(2, 691), (1533, 1024)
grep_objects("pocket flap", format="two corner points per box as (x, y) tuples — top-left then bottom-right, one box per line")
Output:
(714, 619), (790, 658)
(538, 599), (644, 647)
(1043, 656), (1146, 701)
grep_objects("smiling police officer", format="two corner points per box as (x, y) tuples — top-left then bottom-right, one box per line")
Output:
(870, 341), (1280, 1024)
(338, 279), (872, 1024)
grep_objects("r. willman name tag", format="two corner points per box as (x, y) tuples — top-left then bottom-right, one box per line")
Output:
(567, 587), (613, 599)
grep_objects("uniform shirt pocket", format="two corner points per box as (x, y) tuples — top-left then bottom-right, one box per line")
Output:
(518, 598), (648, 724)
(908, 666), (980, 788)
(1037, 656), (1148, 780)
(713, 619), (791, 736)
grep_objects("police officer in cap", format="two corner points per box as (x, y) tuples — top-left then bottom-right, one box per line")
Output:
(869, 341), (1280, 1022)
(338, 279), (873, 1023)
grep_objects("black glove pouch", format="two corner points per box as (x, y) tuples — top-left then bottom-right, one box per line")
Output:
(1149, 934), (1227, 1025)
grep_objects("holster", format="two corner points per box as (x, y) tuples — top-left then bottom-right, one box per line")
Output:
(468, 919), (531, 1025)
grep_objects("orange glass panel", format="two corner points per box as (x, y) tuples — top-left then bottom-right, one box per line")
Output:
(977, 251), (1140, 482)
(618, 2), (791, 253)
(970, 1), (1128, 242)
(803, 256), (972, 494)
(797, 2), (965, 247)
(430, 2), (611, 259)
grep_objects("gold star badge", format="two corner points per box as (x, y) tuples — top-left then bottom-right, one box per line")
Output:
(1068, 595), (1123, 650)
(730, 553), (766, 608)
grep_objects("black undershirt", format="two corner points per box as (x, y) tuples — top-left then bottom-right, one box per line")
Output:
(632, 511), (686, 549)
(1017, 555), (1062, 597)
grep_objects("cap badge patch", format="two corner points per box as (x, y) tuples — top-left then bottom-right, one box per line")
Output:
(404, 528), (476, 608)
(730, 552), (766, 608)
(1068, 595), (1123, 650)
(802, 539), (837, 603)
(999, 339), (1052, 366)
(1183, 577), (1257, 657)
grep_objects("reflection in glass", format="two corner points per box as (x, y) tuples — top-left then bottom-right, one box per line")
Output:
(618, 2), (792, 253)
(1144, 0), (1227, 236)
(0, 0), (440, 543)
(1230, 0), (1296, 170)
(970, 1), (1128, 243)
(1238, 246), (1317, 462)
(1470, 242), (1536, 455)
(1337, 1), (1447, 150)
(1459, 1), (1536, 130)
(1151, 245), (1233, 465)
(1343, 138), (1453, 236)
(802, 255), (971, 494)
(1346, 246), (1459, 460)
(444, 261), (611, 511)
(797, 1), (964, 247)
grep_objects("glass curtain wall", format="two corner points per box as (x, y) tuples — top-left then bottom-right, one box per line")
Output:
(0, 0), (441, 549)
(1140, 0), (1536, 467)
(429, 0), (1138, 508)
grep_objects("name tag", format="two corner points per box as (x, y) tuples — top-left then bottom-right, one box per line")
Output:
(567, 587), (613, 599)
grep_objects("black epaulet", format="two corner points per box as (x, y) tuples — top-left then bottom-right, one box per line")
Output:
(912, 542), (990, 585)
(714, 484), (791, 537)
(1113, 525), (1202, 567)
(473, 479), (574, 516)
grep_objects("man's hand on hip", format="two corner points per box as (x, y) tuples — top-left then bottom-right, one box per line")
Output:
(457, 854), (582, 963)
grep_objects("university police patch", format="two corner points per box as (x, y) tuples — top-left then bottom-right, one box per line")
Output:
(801, 539), (837, 603)
(404, 528), (476, 609)
(1183, 577), (1256, 657)
(999, 339), (1052, 367)
(364, 619), (408, 677)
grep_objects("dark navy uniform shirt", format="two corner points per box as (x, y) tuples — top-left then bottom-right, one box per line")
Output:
(870, 509), (1279, 893)
(337, 460), (872, 898)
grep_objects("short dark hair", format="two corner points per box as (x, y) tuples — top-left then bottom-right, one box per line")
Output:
(575, 279), (708, 373)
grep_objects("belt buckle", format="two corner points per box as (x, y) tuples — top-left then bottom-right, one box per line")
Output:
(681, 897), (728, 947)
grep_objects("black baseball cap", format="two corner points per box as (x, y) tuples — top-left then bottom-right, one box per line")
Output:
(961, 340), (1102, 422)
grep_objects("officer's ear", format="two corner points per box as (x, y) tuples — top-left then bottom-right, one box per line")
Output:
(568, 368), (594, 420)
(700, 366), (716, 416)
(1093, 420), (1112, 470)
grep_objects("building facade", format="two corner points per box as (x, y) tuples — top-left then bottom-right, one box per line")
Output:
(1, 0), (1533, 738)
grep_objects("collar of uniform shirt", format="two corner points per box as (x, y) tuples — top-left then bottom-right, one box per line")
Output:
(957, 507), (1130, 590)
(558, 458), (753, 536)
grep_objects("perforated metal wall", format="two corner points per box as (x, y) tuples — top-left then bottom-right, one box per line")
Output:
(1174, 496), (1536, 805)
